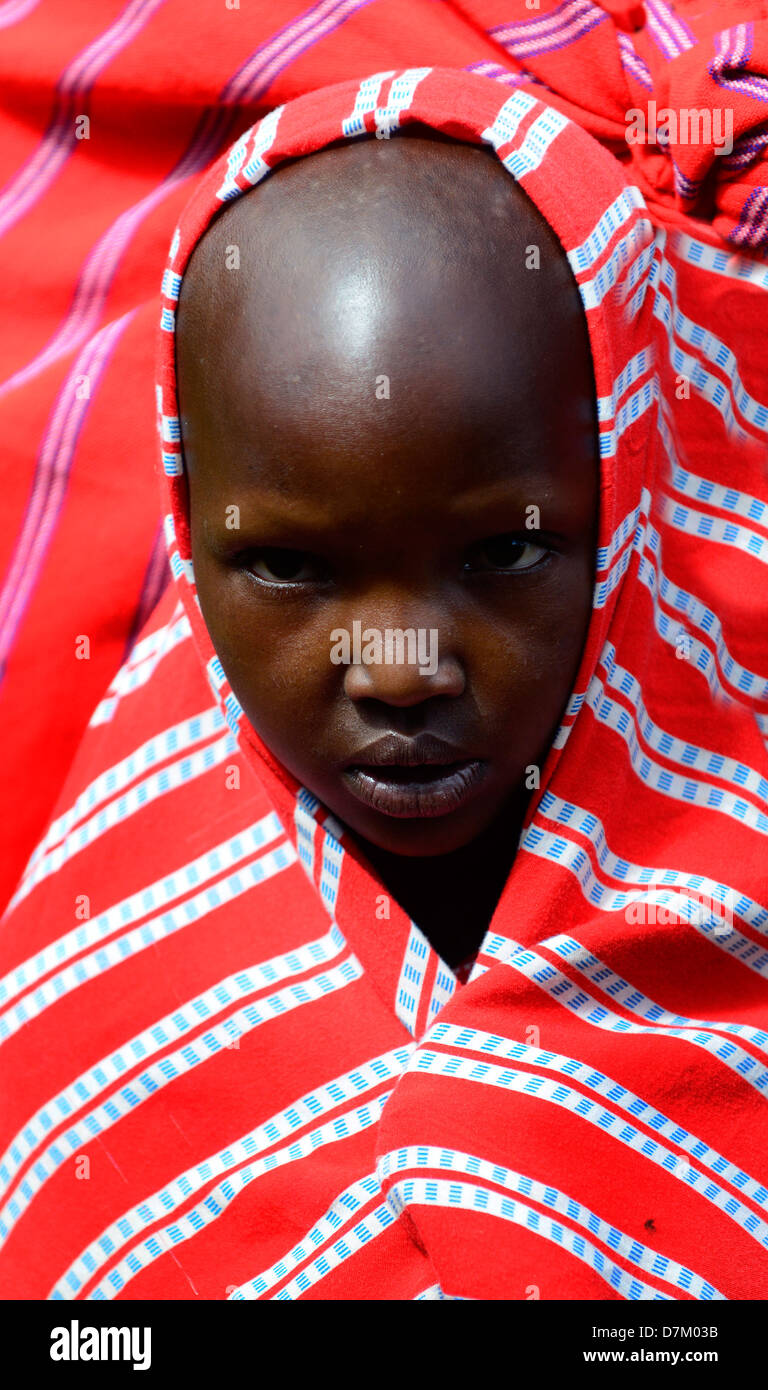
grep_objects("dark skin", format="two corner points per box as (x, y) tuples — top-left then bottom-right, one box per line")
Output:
(176, 130), (598, 969)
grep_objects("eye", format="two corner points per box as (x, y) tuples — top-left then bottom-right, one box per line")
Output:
(465, 534), (550, 573)
(248, 548), (327, 584)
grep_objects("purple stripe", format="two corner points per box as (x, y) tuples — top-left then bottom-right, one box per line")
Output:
(121, 521), (171, 662)
(710, 24), (768, 106)
(654, 0), (697, 48)
(0, 0), (375, 682)
(490, 0), (597, 45)
(718, 72), (768, 103)
(464, 61), (536, 89)
(672, 161), (701, 200)
(220, 0), (373, 104)
(0, 0), (41, 28)
(491, 0), (606, 60)
(0, 0), (375, 402)
(616, 32), (653, 92)
(645, 0), (696, 61)
(644, 6), (679, 60)
(709, 23), (765, 102)
(0, 0), (168, 241)
(722, 125), (768, 171)
(0, 312), (135, 675)
(730, 185), (768, 250)
(646, 0), (696, 56)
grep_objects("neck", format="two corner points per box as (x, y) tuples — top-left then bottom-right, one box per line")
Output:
(358, 795), (527, 969)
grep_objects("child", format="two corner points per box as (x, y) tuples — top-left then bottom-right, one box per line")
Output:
(175, 125), (600, 974)
(1, 68), (767, 1302)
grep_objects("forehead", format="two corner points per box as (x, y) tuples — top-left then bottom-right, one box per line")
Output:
(176, 131), (597, 512)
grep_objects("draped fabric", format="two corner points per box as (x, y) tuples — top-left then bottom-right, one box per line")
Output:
(1, 61), (767, 1301)
(2, 0), (768, 912)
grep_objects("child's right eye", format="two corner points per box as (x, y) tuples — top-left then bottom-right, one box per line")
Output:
(248, 548), (327, 584)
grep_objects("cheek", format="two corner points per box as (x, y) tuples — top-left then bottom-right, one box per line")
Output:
(473, 565), (593, 729)
(193, 560), (336, 731)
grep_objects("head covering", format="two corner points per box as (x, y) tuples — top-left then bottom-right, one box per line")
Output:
(3, 0), (768, 933)
(460, 0), (768, 253)
(1, 66), (767, 1302)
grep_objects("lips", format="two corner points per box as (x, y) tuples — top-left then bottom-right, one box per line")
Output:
(342, 732), (487, 818)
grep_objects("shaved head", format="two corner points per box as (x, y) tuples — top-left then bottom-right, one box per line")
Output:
(178, 129), (595, 486)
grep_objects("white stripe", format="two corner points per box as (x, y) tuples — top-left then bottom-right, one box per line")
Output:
(0, 846), (304, 1200)
(650, 254), (768, 439)
(552, 687), (587, 749)
(294, 787), (320, 880)
(379, 1146), (723, 1300)
(546, 934), (768, 1059)
(593, 490), (649, 587)
(521, 819), (768, 978)
(426, 1022), (768, 1214)
(87, 1101), (389, 1301)
(638, 519), (768, 703)
(89, 607), (189, 726)
(493, 940), (768, 1091)
(340, 70), (395, 136)
(373, 67), (432, 138)
(598, 640), (768, 803)
(0, 813), (286, 1015)
(215, 105), (283, 202)
(425, 961), (457, 1028)
(535, 792), (767, 933)
(651, 281), (764, 448)
(7, 729), (237, 910)
(15, 703), (225, 898)
(481, 88), (538, 151)
(0, 840), (296, 1046)
(388, 1175), (672, 1300)
(0, 937), (360, 1244)
(668, 465), (768, 529)
(584, 665), (768, 836)
(408, 1045), (768, 1256)
(596, 349), (654, 427)
(578, 220), (655, 312)
(671, 230), (768, 291)
(168, 548), (196, 590)
(53, 1044), (412, 1299)
(660, 493), (768, 567)
(568, 186), (648, 276)
(498, 105), (568, 181)
(318, 819), (344, 916)
(230, 1171), (387, 1299)
(597, 377), (658, 462)
(395, 923), (431, 1035)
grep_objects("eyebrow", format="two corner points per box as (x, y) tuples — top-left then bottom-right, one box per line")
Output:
(199, 474), (580, 545)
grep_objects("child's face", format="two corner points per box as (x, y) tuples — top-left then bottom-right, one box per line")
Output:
(177, 133), (598, 858)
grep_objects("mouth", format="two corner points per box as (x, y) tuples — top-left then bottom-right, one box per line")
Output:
(342, 733), (487, 819)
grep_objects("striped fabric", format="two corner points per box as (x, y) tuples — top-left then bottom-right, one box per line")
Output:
(1, 61), (766, 1302)
(3, 2), (768, 918)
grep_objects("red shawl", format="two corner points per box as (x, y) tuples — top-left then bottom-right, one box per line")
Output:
(2, 0), (768, 911)
(0, 61), (766, 1301)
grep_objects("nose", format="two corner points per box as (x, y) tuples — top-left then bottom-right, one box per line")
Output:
(341, 618), (465, 707)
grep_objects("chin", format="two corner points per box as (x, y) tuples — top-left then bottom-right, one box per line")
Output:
(333, 796), (504, 859)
